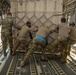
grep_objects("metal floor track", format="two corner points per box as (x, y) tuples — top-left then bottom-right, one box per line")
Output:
(0, 52), (76, 75)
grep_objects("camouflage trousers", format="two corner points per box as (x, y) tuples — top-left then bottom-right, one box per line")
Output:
(1, 32), (13, 56)
(13, 37), (21, 53)
(67, 38), (76, 55)
(53, 37), (68, 62)
(23, 38), (46, 63)
(13, 36), (32, 53)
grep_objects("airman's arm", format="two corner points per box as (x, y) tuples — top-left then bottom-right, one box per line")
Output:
(68, 26), (72, 34)
(31, 26), (38, 32)
(29, 26), (38, 39)
(33, 27), (38, 32)
(50, 27), (58, 33)
(12, 18), (21, 30)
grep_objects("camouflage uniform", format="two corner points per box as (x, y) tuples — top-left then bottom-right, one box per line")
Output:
(68, 25), (76, 55)
(21, 25), (55, 66)
(53, 23), (69, 63)
(69, 25), (76, 43)
(12, 25), (32, 55)
(1, 17), (21, 56)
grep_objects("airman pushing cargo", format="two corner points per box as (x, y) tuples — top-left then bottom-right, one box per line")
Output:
(53, 18), (69, 63)
(21, 25), (57, 67)
(12, 21), (33, 55)
(67, 22), (76, 55)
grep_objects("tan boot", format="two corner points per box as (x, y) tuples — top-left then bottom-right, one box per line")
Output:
(61, 59), (66, 63)
(21, 61), (25, 67)
(10, 50), (13, 55)
(12, 51), (16, 56)
(41, 55), (45, 60)
(4, 53), (7, 57)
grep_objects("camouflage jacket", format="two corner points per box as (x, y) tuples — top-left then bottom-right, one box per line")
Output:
(1, 17), (21, 34)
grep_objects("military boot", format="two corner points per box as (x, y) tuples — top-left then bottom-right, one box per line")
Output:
(4, 50), (7, 57)
(21, 54), (30, 67)
(12, 51), (16, 56)
(4, 52), (7, 57)
(3, 47), (7, 57)
(10, 49), (13, 55)
(51, 55), (54, 60)
(21, 59), (28, 67)
(21, 61), (25, 67)
(61, 58), (67, 63)
(40, 55), (46, 61)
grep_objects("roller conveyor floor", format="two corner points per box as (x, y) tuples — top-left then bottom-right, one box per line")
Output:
(0, 51), (76, 75)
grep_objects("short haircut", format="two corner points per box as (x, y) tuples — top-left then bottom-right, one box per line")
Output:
(61, 17), (66, 23)
(69, 22), (75, 26)
(26, 21), (31, 28)
(7, 12), (12, 16)
(26, 21), (31, 25)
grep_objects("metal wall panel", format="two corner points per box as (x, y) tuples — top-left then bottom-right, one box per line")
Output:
(63, 0), (76, 24)
(10, 0), (63, 50)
